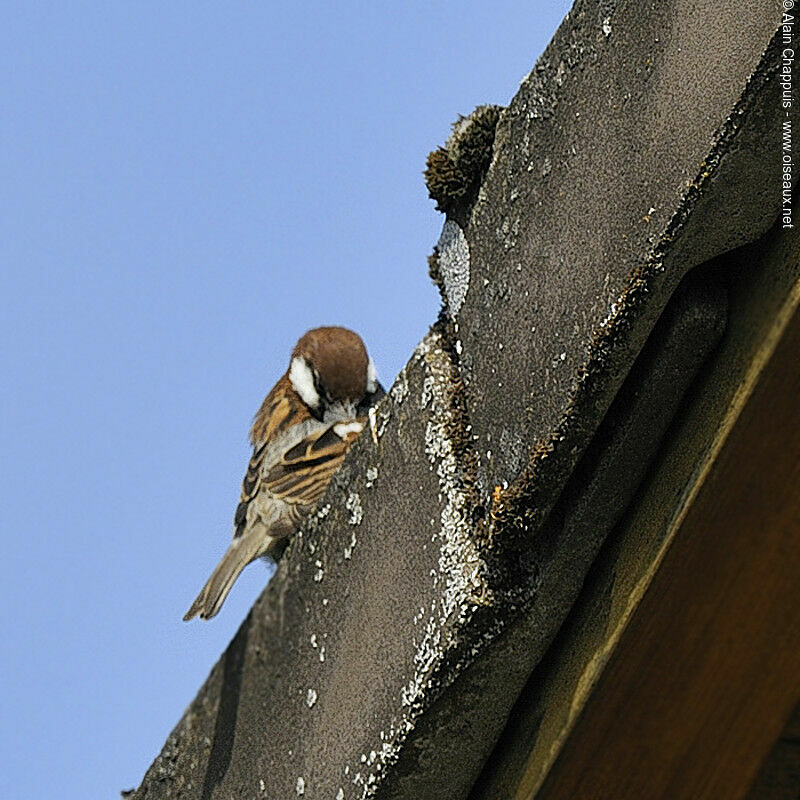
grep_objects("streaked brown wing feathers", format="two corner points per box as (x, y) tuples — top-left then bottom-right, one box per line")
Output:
(249, 373), (311, 446)
(263, 424), (355, 506)
(240, 442), (266, 502)
(239, 368), (365, 533)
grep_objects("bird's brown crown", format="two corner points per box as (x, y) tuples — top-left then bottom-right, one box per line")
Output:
(293, 326), (369, 403)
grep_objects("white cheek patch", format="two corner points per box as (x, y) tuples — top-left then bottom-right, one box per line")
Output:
(289, 357), (320, 409)
(366, 357), (378, 393)
(333, 420), (364, 438)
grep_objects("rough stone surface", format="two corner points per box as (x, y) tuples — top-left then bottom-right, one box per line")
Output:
(376, 265), (729, 800)
(132, 3), (787, 798)
(468, 221), (800, 800)
(453, 0), (783, 506)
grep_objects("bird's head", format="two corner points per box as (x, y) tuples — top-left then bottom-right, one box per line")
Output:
(288, 326), (383, 418)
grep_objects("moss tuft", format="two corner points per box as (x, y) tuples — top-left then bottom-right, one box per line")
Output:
(424, 148), (466, 214)
(428, 251), (445, 300)
(447, 105), (502, 183)
(424, 105), (503, 221)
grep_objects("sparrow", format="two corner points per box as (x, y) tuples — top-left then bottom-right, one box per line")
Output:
(184, 326), (384, 621)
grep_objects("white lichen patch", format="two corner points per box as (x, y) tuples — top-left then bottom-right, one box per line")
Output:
(316, 503), (331, 520)
(346, 492), (363, 525)
(498, 215), (520, 250)
(390, 371), (409, 404)
(306, 688), (318, 708)
(339, 726), (413, 800)
(499, 427), (527, 479)
(365, 466), (378, 488)
(436, 220), (471, 317)
(399, 333), (490, 713)
(343, 531), (357, 560)
(337, 790), (345, 800)
(602, 16), (612, 36)
(420, 374), (435, 410)
(335, 331), (493, 799)
(368, 402), (391, 443)
(296, 776), (305, 795)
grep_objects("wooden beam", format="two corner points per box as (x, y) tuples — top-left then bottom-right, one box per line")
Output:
(535, 289), (800, 799)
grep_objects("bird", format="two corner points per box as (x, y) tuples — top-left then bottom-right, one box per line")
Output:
(184, 326), (384, 621)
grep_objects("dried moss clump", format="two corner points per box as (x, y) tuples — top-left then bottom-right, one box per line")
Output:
(424, 104), (502, 223)
(428, 251), (445, 299)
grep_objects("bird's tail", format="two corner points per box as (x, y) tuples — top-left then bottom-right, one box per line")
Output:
(183, 530), (271, 621)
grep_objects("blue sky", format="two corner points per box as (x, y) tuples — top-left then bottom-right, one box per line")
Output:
(1, 3), (569, 797)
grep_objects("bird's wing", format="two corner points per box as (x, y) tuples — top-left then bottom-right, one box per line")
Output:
(266, 422), (363, 504)
(234, 419), (364, 537)
(249, 373), (310, 445)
